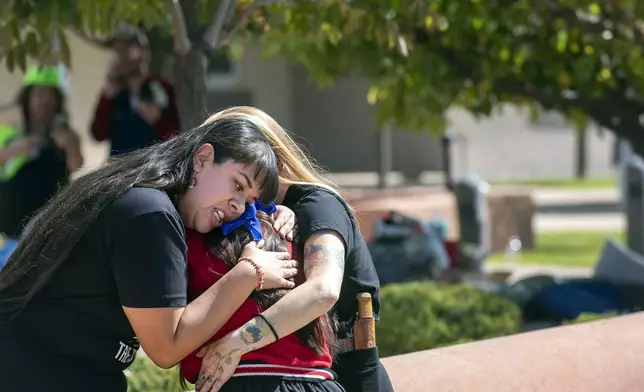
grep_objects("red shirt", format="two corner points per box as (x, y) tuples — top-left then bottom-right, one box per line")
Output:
(90, 77), (180, 143)
(180, 230), (333, 383)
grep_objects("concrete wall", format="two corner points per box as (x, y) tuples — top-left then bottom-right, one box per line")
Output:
(289, 66), (443, 175)
(382, 313), (644, 391)
(447, 106), (616, 181)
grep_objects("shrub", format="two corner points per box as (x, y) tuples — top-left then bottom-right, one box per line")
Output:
(125, 354), (185, 392)
(376, 281), (522, 357)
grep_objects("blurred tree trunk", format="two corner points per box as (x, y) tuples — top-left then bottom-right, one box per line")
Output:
(146, 28), (172, 80)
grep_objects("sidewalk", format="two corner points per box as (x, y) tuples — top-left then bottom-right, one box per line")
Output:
(530, 188), (618, 206)
(531, 187), (622, 232)
(535, 213), (624, 232)
(485, 263), (593, 282)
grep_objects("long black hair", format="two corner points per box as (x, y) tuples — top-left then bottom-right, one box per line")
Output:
(0, 117), (279, 315)
(204, 211), (339, 357)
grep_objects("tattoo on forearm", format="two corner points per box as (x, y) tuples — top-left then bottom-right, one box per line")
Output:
(303, 232), (346, 277)
(239, 323), (263, 345)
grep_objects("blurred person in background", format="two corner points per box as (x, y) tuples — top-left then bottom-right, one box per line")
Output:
(90, 27), (181, 156)
(0, 66), (83, 269)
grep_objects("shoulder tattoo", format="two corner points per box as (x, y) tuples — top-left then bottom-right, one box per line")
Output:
(303, 231), (346, 277)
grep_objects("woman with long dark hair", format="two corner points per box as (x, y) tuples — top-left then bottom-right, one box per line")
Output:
(180, 203), (345, 392)
(0, 112), (299, 392)
(0, 66), (83, 268)
(196, 107), (394, 392)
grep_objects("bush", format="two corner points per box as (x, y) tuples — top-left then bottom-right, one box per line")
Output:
(376, 281), (522, 357)
(125, 355), (184, 392)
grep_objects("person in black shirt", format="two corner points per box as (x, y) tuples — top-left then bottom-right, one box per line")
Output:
(0, 66), (83, 269)
(0, 110), (301, 392)
(196, 107), (394, 392)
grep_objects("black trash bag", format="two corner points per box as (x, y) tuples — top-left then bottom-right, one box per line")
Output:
(368, 211), (448, 286)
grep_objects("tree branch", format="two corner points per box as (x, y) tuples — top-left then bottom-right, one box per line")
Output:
(164, 0), (192, 55)
(203, 0), (238, 50)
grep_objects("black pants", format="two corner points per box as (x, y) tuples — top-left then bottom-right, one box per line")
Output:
(333, 348), (395, 392)
(220, 376), (346, 392)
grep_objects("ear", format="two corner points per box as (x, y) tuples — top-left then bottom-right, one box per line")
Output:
(192, 143), (215, 173)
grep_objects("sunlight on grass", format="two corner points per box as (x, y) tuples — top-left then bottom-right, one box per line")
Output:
(492, 177), (617, 189)
(488, 230), (624, 267)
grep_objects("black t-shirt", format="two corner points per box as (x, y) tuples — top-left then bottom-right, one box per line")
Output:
(0, 187), (188, 391)
(0, 143), (69, 238)
(282, 185), (381, 338)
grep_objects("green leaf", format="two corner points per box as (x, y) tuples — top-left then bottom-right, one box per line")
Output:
(588, 3), (601, 15)
(25, 31), (39, 58)
(367, 86), (379, 105)
(14, 44), (26, 72)
(424, 15), (433, 29)
(555, 30), (568, 52)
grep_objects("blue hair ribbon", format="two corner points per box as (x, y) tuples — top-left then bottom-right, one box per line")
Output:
(220, 201), (277, 241)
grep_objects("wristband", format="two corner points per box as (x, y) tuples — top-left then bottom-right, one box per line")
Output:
(239, 257), (264, 290)
(257, 314), (279, 342)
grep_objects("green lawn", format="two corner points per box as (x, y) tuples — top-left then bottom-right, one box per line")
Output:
(488, 230), (624, 267)
(491, 177), (617, 189)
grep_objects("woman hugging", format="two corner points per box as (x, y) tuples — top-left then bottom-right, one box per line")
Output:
(181, 201), (344, 392)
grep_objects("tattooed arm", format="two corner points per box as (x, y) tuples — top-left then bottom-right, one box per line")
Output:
(244, 230), (344, 347)
(196, 230), (345, 391)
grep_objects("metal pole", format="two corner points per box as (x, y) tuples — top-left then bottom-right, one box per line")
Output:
(377, 125), (393, 189)
(441, 131), (454, 191)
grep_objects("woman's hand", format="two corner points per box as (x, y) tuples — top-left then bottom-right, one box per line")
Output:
(52, 126), (84, 171)
(6, 136), (41, 157)
(273, 205), (297, 241)
(195, 332), (245, 392)
(240, 241), (297, 289)
(195, 313), (277, 392)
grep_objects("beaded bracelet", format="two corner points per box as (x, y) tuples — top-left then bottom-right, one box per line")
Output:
(239, 257), (264, 290)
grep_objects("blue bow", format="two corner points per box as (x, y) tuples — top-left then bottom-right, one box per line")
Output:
(221, 201), (277, 241)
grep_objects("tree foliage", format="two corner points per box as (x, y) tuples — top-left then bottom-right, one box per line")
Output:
(2, 1), (644, 151)
(0, 0), (253, 128)
(251, 0), (644, 152)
